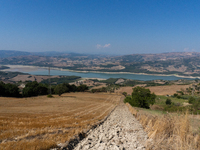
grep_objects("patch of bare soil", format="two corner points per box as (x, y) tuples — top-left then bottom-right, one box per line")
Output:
(115, 78), (125, 84)
(166, 65), (187, 72)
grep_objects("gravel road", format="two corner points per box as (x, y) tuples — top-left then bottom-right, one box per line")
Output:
(74, 103), (147, 150)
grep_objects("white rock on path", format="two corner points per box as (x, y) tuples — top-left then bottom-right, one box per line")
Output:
(74, 103), (147, 150)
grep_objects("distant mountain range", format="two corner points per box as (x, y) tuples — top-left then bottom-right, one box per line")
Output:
(0, 50), (87, 58)
(0, 50), (111, 58)
(0, 50), (31, 58)
(1, 50), (200, 77)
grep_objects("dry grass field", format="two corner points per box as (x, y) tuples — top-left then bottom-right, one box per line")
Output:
(11, 75), (61, 82)
(147, 85), (190, 95)
(126, 103), (200, 150)
(117, 84), (190, 95)
(0, 93), (121, 150)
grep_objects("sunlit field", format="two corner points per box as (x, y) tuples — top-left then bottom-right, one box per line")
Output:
(126, 103), (200, 150)
(0, 93), (121, 150)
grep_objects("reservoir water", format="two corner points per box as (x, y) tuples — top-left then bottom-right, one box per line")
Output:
(4, 65), (192, 81)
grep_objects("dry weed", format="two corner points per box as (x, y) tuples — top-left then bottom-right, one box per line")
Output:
(126, 103), (200, 150)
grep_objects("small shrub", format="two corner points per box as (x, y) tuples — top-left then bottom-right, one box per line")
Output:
(189, 96), (195, 104)
(165, 98), (172, 105)
(122, 92), (127, 97)
(91, 89), (96, 93)
(47, 94), (53, 98)
(174, 93), (178, 97)
(177, 91), (184, 95)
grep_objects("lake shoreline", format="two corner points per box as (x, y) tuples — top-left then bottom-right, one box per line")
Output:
(2, 64), (199, 80)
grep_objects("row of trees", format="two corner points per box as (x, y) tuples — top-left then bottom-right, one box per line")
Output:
(53, 83), (88, 96)
(0, 81), (89, 97)
(0, 81), (21, 97)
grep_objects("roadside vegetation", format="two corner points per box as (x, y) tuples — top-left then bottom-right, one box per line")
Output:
(124, 85), (200, 149)
(126, 103), (200, 149)
(124, 86), (156, 109)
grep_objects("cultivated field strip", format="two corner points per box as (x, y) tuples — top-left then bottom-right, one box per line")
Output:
(0, 93), (121, 150)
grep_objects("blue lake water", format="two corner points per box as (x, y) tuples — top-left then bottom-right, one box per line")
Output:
(19, 68), (192, 81)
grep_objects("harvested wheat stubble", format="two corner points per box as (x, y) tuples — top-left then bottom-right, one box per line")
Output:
(0, 93), (121, 150)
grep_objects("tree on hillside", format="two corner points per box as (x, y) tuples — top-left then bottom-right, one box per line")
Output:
(77, 84), (88, 92)
(54, 84), (69, 96)
(124, 86), (156, 109)
(0, 81), (5, 96)
(0, 81), (20, 97)
(36, 84), (48, 95)
(4, 83), (20, 97)
(22, 81), (48, 97)
(70, 84), (77, 92)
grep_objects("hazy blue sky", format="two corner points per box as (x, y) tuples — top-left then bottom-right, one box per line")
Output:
(0, 0), (200, 55)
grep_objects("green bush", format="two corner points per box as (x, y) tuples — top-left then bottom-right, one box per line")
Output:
(122, 92), (127, 97)
(47, 94), (53, 98)
(192, 98), (200, 111)
(124, 95), (132, 103)
(124, 86), (156, 109)
(77, 84), (88, 92)
(189, 96), (195, 104)
(165, 98), (172, 105)
(174, 93), (178, 97)
(54, 84), (69, 96)
(177, 91), (184, 95)
(2, 82), (20, 97)
(22, 81), (48, 97)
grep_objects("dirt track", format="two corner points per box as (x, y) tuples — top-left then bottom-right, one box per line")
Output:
(74, 103), (147, 150)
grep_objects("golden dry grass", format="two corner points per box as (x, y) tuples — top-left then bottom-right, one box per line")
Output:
(118, 85), (190, 95)
(126, 103), (200, 150)
(0, 93), (121, 150)
(147, 85), (190, 96)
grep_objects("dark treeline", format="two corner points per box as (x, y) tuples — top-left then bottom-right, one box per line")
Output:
(0, 81), (88, 97)
(0, 81), (21, 97)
